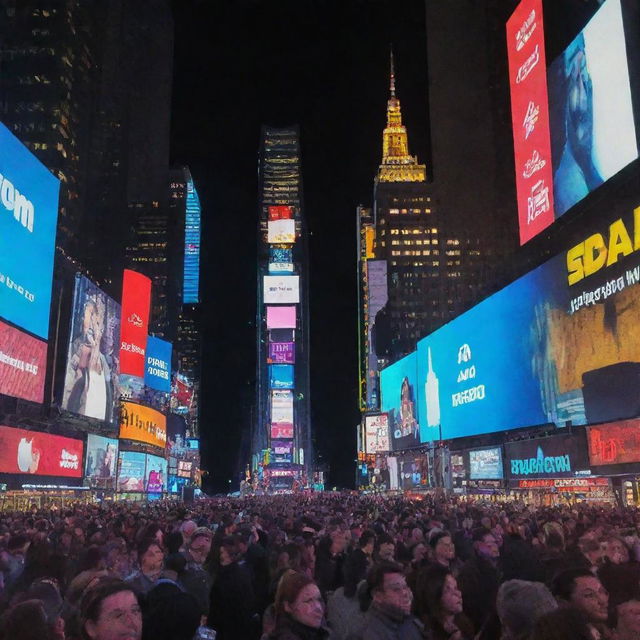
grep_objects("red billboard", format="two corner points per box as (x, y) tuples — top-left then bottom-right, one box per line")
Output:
(268, 205), (293, 221)
(0, 320), (47, 403)
(119, 270), (151, 376)
(588, 420), (640, 466)
(0, 426), (83, 477)
(271, 423), (294, 439)
(506, 0), (554, 244)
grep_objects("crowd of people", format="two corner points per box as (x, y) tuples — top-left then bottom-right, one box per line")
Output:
(0, 492), (639, 639)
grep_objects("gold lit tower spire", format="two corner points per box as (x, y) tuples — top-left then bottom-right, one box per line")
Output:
(377, 49), (426, 183)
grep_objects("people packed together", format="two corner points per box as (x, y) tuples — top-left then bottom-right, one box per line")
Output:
(0, 492), (639, 639)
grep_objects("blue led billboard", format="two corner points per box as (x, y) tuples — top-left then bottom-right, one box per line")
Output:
(380, 352), (420, 451)
(144, 336), (172, 392)
(269, 364), (294, 389)
(269, 247), (293, 273)
(183, 176), (201, 304)
(0, 123), (60, 338)
(469, 448), (503, 480)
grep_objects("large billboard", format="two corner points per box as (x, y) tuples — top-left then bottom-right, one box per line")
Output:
(145, 454), (167, 493)
(268, 342), (295, 364)
(184, 177), (201, 304)
(0, 123), (60, 338)
(0, 320), (47, 403)
(119, 401), (167, 449)
(269, 364), (294, 389)
(266, 307), (296, 329)
(269, 247), (294, 274)
(272, 439), (293, 463)
(267, 219), (296, 244)
(85, 434), (118, 487)
(271, 389), (294, 424)
(263, 276), (300, 304)
(588, 419), (640, 466)
(268, 205), (293, 220)
(62, 275), (121, 422)
(469, 448), (504, 480)
(144, 336), (172, 393)
(0, 426), (83, 477)
(364, 413), (390, 454)
(119, 270), (151, 377)
(117, 450), (146, 491)
(380, 352), (420, 451)
(366, 260), (388, 410)
(271, 423), (294, 439)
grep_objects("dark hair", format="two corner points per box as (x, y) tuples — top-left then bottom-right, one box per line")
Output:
(471, 527), (493, 543)
(367, 561), (405, 594)
(274, 570), (316, 625)
(143, 589), (200, 640)
(137, 538), (162, 563)
(7, 534), (29, 552)
(414, 564), (452, 625)
(376, 533), (394, 548)
(428, 530), (452, 549)
(359, 529), (376, 549)
(530, 607), (594, 640)
(79, 578), (139, 640)
(0, 600), (54, 640)
(550, 568), (596, 601)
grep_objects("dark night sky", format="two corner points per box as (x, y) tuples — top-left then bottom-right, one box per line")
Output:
(169, 0), (429, 491)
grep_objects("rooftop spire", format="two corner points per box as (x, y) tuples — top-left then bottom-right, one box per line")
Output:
(390, 47), (396, 98)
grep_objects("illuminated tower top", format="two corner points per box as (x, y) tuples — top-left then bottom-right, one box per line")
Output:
(377, 51), (426, 183)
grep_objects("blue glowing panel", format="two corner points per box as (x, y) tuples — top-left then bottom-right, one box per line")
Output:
(183, 177), (201, 304)
(269, 364), (294, 389)
(144, 336), (172, 392)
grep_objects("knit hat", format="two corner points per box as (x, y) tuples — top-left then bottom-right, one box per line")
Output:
(496, 580), (557, 640)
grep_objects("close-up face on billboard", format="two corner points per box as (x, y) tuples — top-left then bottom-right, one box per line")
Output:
(62, 274), (121, 423)
(85, 434), (118, 485)
(0, 123), (60, 339)
(119, 401), (167, 448)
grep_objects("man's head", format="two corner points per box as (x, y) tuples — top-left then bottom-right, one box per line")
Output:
(359, 530), (376, 555)
(376, 533), (396, 562)
(179, 520), (197, 545)
(368, 562), (412, 615)
(472, 528), (500, 560)
(188, 528), (212, 565)
(551, 569), (608, 623)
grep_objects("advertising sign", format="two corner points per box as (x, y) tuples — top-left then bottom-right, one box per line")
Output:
(119, 270), (151, 377)
(588, 420), (640, 466)
(266, 306), (296, 329)
(469, 448), (503, 480)
(62, 274), (121, 422)
(267, 219), (296, 243)
(380, 352), (420, 451)
(0, 123), (60, 339)
(451, 454), (466, 480)
(517, 477), (610, 492)
(272, 439), (293, 463)
(268, 205), (293, 220)
(168, 475), (188, 494)
(145, 454), (167, 493)
(120, 373), (168, 414)
(505, 433), (589, 479)
(0, 320), (46, 403)
(269, 247), (294, 273)
(85, 434), (118, 486)
(271, 389), (294, 424)
(507, 0), (554, 243)
(269, 364), (294, 389)
(269, 328), (295, 342)
(364, 413), (390, 454)
(186, 438), (199, 450)
(171, 373), (194, 414)
(0, 426), (82, 477)
(144, 336), (172, 392)
(119, 401), (167, 448)
(271, 423), (294, 439)
(263, 276), (300, 304)
(396, 451), (429, 490)
(268, 342), (295, 364)
(177, 459), (192, 479)
(117, 450), (146, 491)
(366, 260), (388, 410)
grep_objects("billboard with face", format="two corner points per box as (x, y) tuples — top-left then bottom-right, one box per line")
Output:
(85, 434), (118, 487)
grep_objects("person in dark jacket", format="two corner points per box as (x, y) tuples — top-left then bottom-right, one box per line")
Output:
(315, 525), (347, 597)
(343, 530), (375, 598)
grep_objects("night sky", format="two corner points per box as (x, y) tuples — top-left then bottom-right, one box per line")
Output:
(170, 0), (429, 492)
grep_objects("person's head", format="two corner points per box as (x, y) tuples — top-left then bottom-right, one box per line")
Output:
(472, 528), (499, 560)
(376, 533), (396, 562)
(604, 535), (630, 565)
(612, 594), (640, 637)
(359, 529), (376, 555)
(142, 587), (200, 640)
(414, 564), (462, 625)
(217, 535), (238, 566)
(274, 571), (324, 629)
(552, 568), (608, 623)
(179, 520), (197, 545)
(412, 542), (427, 564)
(530, 607), (595, 640)
(429, 530), (455, 566)
(368, 561), (412, 616)
(7, 533), (29, 556)
(578, 535), (602, 566)
(496, 580), (557, 640)
(137, 539), (164, 575)
(188, 528), (212, 565)
(1, 599), (58, 640)
(80, 579), (142, 640)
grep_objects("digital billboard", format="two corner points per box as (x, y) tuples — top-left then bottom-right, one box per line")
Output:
(120, 373), (168, 414)
(62, 275), (121, 422)
(177, 459), (192, 479)
(119, 401), (167, 448)
(117, 450), (146, 492)
(0, 320), (46, 403)
(380, 352), (420, 451)
(85, 434), (118, 487)
(505, 433), (589, 479)
(168, 474), (189, 494)
(171, 373), (194, 415)
(366, 260), (388, 410)
(119, 270), (151, 377)
(271, 389), (293, 424)
(269, 364), (294, 389)
(271, 423), (294, 439)
(396, 452), (429, 490)
(0, 123), (60, 339)
(269, 247), (294, 273)
(263, 276), (300, 304)
(186, 438), (199, 450)
(268, 205), (293, 220)
(272, 439), (293, 463)
(588, 420), (640, 466)
(0, 426), (82, 477)
(469, 448), (503, 480)
(145, 454), (167, 493)
(267, 219), (296, 244)
(144, 336), (172, 392)
(266, 306), (296, 329)
(184, 176), (201, 304)
(269, 328), (295, 342)
(364, 413), (390, 454)
(268, 342), (295, 364)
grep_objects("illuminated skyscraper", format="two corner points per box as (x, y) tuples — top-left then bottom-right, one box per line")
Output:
(252, 126), (312, 487)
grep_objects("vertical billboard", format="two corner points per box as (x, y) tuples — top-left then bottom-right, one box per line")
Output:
(0, 320), (47, 403)
(144, 336), (172, 392)
(271, 389), (294, 424)
(380, 352), (420, 451)
(0, 426), (83, 477)
(263, 276), (300, 304)
(364, 413), (390, 454)
(588, 420), (640, 466)
(366, 260), (388, 410)
(119, 401), (167, 448)
(0, 123), (60, 339)
(85, 434), (118, 488)
(62, 275), (121, 422)
(266, 306), (296, 329)
(145, 454), (167, 493)
(117, 450), (146, 491)
(184, 177), (201, 304)
(269, 364), (294, 389)
(269, 247), (294, 274)
(119, 270), (151, 377)
(507, 0), (554, 243)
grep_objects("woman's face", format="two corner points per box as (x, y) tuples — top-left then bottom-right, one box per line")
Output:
(141, 543), (164, 574)
(85, 590), (142, 640)
(440, 575), (463, 616)
(286, 583), (324, 628)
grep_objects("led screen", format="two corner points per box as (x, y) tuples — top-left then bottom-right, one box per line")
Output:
(119, 401), (167, 448)
(269, 364), (294, 389)
(144, 336), (172, 392)
(145, 454), (167, 493)
(62, 275), (121, 422)
(171, 373), (194, 414)
(177, 459), (192, 478)
(0, 426), (83, 477)
(271, 389), (293, 424)
(364, 413), (390, 454)
(268, 205), (293, 220)
(266, 306), (296, 329)
(267, 219), (296, 243)
(271, 423), (294, 439)
(396, 452), (429, 490)
(117, 450), (146, 491)
(469, 448), (503, 480)
(184, 177), (201, 304)
(186, 438), (199, 450)
(588, 419), (640, 466)
(120, 270), (151, 377)
(268, 342), (295, 364)
(263, 276), (300, 304)
(85, 434), (118, 486)
(0, 320), (46, 403)
(168, 474), (188, 494)
(0, 123), (60, 338)
(120, 373), (168, 414)
(270, 329), (295, 342)
(269, 247), (293, 274)
(366, 260), (388, 410)
(272, 439), (293, 463)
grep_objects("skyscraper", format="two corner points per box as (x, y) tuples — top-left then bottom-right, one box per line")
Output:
(252, 126), (312, 487)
